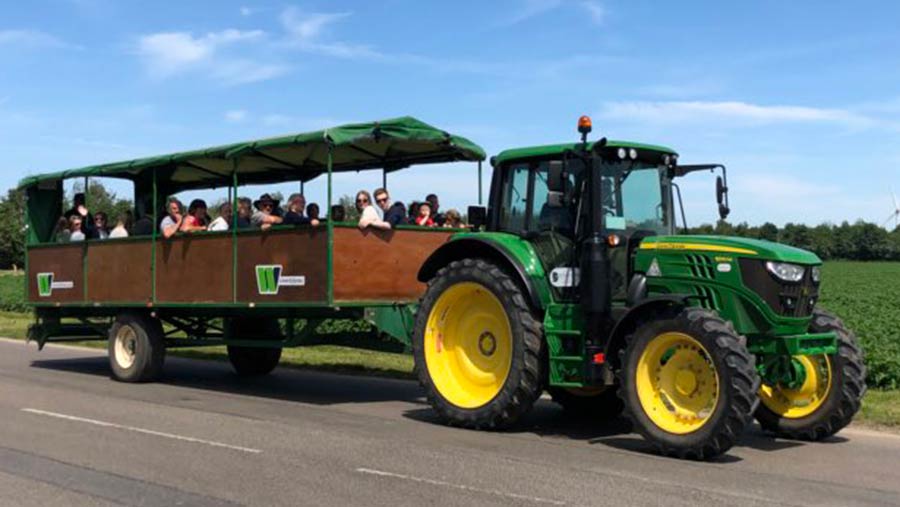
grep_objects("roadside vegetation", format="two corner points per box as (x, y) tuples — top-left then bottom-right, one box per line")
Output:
(0, 262), (897, 426)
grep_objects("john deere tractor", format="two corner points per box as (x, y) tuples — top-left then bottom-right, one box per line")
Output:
(413, 116), (865, 459)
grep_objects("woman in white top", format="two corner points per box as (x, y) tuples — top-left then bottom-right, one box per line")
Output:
(109, 211), (131, 238)
(69, 215), (85, 242)
(207, 202), (232, 232)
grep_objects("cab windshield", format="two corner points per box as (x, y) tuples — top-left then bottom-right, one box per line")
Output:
(600, 161), (669, 236)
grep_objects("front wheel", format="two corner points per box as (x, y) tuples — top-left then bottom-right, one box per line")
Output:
(618, 307), (760, 460)
(412, 259), (544, 430)
(755, 309), (866, 440)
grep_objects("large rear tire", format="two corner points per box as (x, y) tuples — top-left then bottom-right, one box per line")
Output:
(412, 259), (544, 430)
(108, 313), (165, 383)
(755, 309), (866, 440)
(618, 307), (760, 460)
(225, 318), (283, 377)
(548, 386), (624, 420)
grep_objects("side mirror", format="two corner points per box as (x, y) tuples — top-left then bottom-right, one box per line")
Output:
(716, 176), (730, 219)
(548, 160), (566, 193)
(467, 206), (487, 229)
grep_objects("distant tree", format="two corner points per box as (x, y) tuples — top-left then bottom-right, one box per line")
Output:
(757, 222), (779, 242)
(0, 188), (26, 269)
(67, 180), (133, 223)
(338, 194), (360, 222)
(849, 221), (889, 260)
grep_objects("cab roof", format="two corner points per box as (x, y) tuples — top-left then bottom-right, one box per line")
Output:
(18, 116), (486, 191)
(492, 140), (677, 166)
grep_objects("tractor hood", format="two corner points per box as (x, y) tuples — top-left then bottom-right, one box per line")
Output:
(639, 235), (821, 264)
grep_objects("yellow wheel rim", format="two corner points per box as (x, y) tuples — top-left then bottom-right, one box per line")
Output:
(424, 282), (513, 409)
(636, 332), (720, 434)
(760, 355), (832, 419)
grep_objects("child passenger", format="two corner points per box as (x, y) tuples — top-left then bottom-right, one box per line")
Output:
(415, 202), (435, 227)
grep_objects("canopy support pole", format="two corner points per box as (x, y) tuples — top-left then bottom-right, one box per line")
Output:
(301, 180), (304, 195)
(477, 161), (483, 205)
(232, 163), (239, 303)
(151, 169), (158, 304)
(326, 146), (334, 305)
(382, 169), (387, 190)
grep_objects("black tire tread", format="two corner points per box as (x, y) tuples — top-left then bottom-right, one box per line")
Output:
(226, 318), (284, 377)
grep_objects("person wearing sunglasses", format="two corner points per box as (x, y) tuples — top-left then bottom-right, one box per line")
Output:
(251, 193), (284, 231)
(356, 189), (390, 230)
(374, 188), (407, 227)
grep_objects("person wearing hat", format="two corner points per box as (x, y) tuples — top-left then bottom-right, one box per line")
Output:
(252, 193), (284, 230)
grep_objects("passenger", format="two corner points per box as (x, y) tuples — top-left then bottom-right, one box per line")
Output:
(207, 202), (232, 232)
(159, 199), (184, 239)
(237, 197), (253, 229)
(415, 201), (435, 227)
(426, 193), (445, 226)
(69, 215), (86, 241)
(407, 201), (420, 223)
(63, 193), (98, 239)
(374, 188), (406, 227)
(331, 205), (346, 222)
(54, 217), (71, 243)
(252, 193), (283, 230)
(109, 211), (132, 238)
(180, 199), (209, 233)
(94, 211), (109, 239)
(133, 214), (153, 236)
(283, 193), (316, 226)
(443, 208), (464, 228)
(307, 203), (321, 223)
(356, 190), (390, 230)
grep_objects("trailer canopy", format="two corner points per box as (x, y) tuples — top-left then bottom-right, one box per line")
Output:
(18, 116), (486, 191)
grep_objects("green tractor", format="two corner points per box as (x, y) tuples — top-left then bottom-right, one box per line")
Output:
(413, 116), (866, 459)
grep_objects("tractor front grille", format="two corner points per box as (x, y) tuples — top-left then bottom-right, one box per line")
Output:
(738, 259), (819, 318)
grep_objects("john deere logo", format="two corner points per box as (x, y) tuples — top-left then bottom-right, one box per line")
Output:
(36, 272), (74, 297)
(255, 265), (305, 295)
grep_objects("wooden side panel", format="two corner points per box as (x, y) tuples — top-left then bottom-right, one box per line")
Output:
(237, 229), (328, 302)
(86, 241), (152, 302)
(27, 244), (85, 303)
(333, 227), (451, 302)
(156, 234), (233, 303)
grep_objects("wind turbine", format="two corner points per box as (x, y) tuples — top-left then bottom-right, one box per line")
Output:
(884, 189), (900, 230)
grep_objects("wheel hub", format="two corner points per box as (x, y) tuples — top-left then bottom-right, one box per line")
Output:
(674, 369), (698, 397)
(478, 331), (497, 357)
(114, 325), (137, 369)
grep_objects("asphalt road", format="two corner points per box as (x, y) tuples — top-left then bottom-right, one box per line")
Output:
(1, 338), (899, 506)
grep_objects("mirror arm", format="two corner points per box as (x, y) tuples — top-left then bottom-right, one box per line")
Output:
(672, 183), (688, 234)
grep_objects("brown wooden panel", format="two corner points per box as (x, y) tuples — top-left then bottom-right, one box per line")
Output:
(27, 244), (85, 303)
(156, 234), (233, 303)
(86, 241), (152, 302)
(333, 227), (451, 302)
(236, 228), (328, 302)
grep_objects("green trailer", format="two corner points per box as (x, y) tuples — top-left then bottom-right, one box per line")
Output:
(20, 115), (865, 460)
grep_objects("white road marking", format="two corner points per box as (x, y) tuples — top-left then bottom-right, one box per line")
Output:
(21, 408), (262, 454)
(355, 467), (566, 505)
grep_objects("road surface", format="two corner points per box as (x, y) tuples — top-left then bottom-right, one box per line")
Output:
(0, 338), (898, 506)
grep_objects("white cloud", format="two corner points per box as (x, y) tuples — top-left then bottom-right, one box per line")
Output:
(240, 6), (254, 16)
(600, 100), (875, 128)
(280, 7), (350, 43)
(580, 1), (605, 25)
(503, 0), (563, 26)
(0, 29), (80, 50)
(224, 110), (247, 122)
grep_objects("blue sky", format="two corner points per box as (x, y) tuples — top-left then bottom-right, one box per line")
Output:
(1, 0), (899, 227)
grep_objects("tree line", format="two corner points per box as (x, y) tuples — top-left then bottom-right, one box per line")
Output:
(0, 182), (899, 269)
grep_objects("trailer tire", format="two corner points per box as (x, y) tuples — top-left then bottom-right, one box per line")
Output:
(413, 258), (544, 430)
(108, 313), (165, 383)
(755, 309), (866, 440)
(226, 318), (283, 377)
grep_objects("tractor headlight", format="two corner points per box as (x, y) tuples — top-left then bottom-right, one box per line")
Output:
(617, 148), (627, 159)
(766, 261), (805, 283)
(811, 266), (821, 284)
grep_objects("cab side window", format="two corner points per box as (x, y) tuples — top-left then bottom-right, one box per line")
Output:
(500, 163), (529, 233)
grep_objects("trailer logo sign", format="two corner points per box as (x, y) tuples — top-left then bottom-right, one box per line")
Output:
(36, 273), (74, 297)
(255, 265), (305, 295)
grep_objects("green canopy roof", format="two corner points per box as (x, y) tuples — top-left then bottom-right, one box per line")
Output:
(18, 116), (486, 191)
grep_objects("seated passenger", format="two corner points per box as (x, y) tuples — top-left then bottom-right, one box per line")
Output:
(160, 199), (184, 239)
(443, 208), (464, 228)
(407, 201), (420, 223)
(283, 193), (312, 226)
(252, 194), (283, 230)
(374, 188), (406, 227)
(132, 214), (153, 236)
(69, 215), (86, 241)
(109, 211), (132, 238)
(94, 211), (109, 239)
(356, 190), (389, 230)
(207, 202), (232, 232)
(426, 194), (445, 226)
(414, 201), (435, 227)
(237, 198), (253, 229)
(54, 217), (71, 243)
(307, 203), (321, 223)
(180, 199), (209, 233)
(64, 192), (98, 239)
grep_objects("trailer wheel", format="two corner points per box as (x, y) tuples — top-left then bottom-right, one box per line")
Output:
(413, 258), (543, 430)
(548, 386), (624, 419)
(108, 313), (165, 383)
(755, 309), (866, 440)
(618, 307), (759, 460)
(225, 318), (283, 377)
